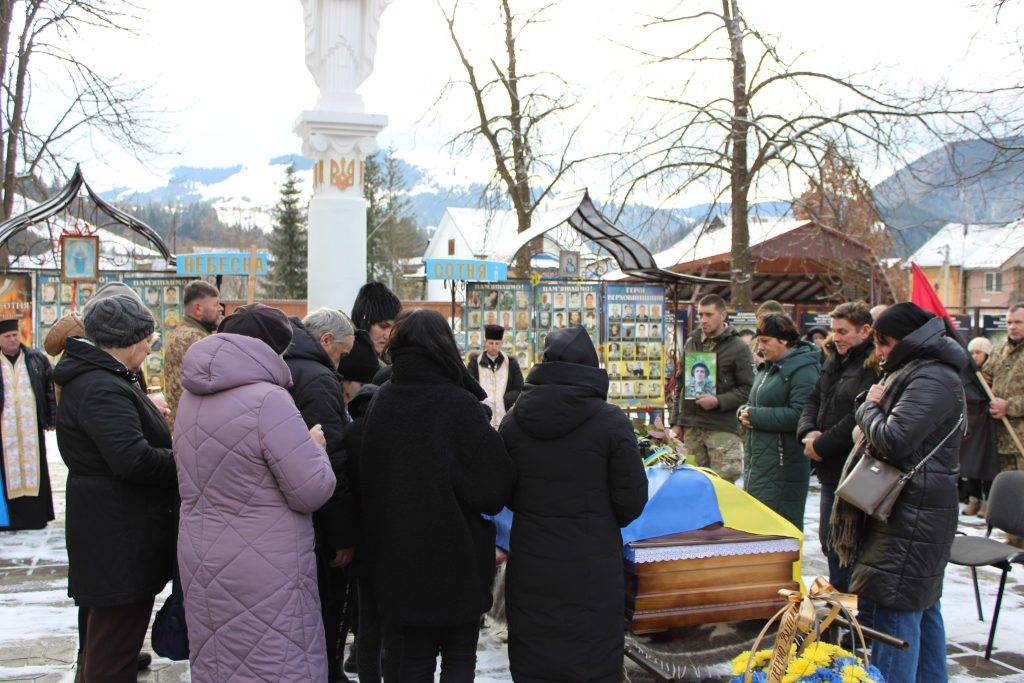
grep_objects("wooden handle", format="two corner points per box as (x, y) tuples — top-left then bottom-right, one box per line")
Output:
(975, 371), (1024, 458)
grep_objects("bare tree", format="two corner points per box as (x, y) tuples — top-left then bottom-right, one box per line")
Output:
(616, 0), (1010, 306)
(437, 0), (607, 271)
(0, 0), (157, 226)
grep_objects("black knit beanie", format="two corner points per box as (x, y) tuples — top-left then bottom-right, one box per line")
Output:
(351, 282), (402, 331)
(217, 303), (293, 355)
(338, 329), (380, 383)
(873, 302), (935, 341)
(83, 294), (155, 349)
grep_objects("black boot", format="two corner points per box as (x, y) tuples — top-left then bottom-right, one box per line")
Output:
(137, 652), (152, 670)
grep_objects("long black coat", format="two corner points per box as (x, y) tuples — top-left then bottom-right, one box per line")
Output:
(284, 318), (355, 552)
(500, 361), (648, 683)
(797, 340), (880, 485)
(359, 347), (516, 627)
(851, 317), (966, 612)
(0, 344), (56, 530)
(54, 337), (177, 607)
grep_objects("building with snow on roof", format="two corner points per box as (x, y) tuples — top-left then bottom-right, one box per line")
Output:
(420, 202), (598, 301)
(605, 215), (894, 306)
(906, 220), (1024, 309)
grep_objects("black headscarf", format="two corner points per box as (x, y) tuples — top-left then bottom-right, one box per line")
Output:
(543, 326), (600, 367)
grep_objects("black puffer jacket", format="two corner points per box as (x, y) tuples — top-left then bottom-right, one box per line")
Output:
(797, 340), (880, 484)
(284, 318), (355, 552)
(359, 347), (516, 627)
(54, 337), (177, 607)
(500, 335), (648, 683)
(851, 317), (966, 611)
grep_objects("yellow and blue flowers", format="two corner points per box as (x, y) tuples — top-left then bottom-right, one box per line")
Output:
(729, 642), (885, 683)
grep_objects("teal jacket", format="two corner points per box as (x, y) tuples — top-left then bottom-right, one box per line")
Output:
(743, 341), (821, 530)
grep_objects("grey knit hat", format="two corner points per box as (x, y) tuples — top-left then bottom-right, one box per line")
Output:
(82, 281), (143, 315)
(83, 294), (155, 349)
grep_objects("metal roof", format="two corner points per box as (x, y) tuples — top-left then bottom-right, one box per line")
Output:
(503, 189), (725, 285)
(0, 165), (175, 266)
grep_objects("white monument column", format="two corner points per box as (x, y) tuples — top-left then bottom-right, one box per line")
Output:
(295, 0), (391, 313)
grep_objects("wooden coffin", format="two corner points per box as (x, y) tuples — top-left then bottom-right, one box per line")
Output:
(625, 525), (800, 634)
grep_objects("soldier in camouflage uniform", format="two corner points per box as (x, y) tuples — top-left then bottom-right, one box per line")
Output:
(981, 303), (1024, 473)
(671, 294), (754, 483)
(162, 281), (220, 431)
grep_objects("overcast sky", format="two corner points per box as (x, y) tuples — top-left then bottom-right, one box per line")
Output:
(56, 0), (1024, 203)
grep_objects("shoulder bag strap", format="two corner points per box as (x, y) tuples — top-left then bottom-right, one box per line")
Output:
(897, 412), (965, 485)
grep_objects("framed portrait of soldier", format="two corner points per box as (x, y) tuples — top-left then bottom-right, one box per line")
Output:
(684, 351), (717, 399)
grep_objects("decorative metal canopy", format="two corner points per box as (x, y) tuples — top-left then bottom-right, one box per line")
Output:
(0, 165), (175, 266)
(504, 189), (727, 286)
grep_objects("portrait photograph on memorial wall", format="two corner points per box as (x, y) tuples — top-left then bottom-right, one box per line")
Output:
(0, 273), (34, 346)
(34, 273), (122, 354)
(534, 282), (600, 349)
(126, 276), (188, 377)
(464, 281), (533, 368)
(603, 284), (668, 408)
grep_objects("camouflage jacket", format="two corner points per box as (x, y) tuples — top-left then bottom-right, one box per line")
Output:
(982, 338), (1024, 455)
(163, 316), (210, 432)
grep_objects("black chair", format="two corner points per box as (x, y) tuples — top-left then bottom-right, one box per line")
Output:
(948, 470), (1024, 660)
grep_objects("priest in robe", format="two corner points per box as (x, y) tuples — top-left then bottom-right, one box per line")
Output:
(468, 324), (524, 429)
(0, 318), (56, 531)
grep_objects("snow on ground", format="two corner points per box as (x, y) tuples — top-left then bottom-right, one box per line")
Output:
(1, 432), (1023, 681)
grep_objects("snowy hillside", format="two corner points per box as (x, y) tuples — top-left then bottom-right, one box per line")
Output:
(99, 152), (792, 246)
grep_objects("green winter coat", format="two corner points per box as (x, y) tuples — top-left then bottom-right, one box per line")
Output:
(743, 341), (821, 530)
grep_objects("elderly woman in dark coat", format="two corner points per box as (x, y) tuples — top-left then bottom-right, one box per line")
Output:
(832, 303), (966, 683)
(54, 295), (176, 682)
(499, 326), (648, 683)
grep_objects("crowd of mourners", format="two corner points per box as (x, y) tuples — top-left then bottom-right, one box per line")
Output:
(1, 276), (1022, 683)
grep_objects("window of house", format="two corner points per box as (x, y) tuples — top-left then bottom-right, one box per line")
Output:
(447, 238), (456, 256)
(986, 271), (1003, 293)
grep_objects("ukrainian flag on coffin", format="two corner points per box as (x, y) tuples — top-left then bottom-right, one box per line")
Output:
(489, 465), (804, 585)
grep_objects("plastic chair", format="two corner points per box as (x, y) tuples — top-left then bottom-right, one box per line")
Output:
(948, 470), (1024, 659)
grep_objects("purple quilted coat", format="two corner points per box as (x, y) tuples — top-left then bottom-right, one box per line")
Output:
(174, 333), (336, 682)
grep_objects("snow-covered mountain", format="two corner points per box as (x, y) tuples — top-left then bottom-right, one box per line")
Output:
(99, 153), (793, 248)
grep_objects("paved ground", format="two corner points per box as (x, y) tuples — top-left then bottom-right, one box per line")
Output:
(1, 433), (1022, 681)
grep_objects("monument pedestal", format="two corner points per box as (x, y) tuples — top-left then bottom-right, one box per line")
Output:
(294, 109), (387, 312)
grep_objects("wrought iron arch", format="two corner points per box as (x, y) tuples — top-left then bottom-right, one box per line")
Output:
(0, 165), (175, 266)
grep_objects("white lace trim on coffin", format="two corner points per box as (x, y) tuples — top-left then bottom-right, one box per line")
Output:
(626, 538), (799, 564)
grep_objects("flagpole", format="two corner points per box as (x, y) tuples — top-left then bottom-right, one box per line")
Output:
(974, 371), (1024, 458)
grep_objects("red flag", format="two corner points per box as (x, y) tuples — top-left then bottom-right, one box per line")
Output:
(910, 262), (953, 322)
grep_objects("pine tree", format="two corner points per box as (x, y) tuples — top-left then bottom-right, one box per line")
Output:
(365, 149), (427, 299)
(267, 164), (308, 299)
